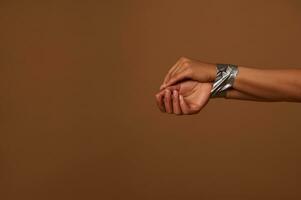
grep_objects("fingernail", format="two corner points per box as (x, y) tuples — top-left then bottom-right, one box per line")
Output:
(173, 90), (177, 96)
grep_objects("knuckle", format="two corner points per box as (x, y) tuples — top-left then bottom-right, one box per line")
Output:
(182, 60), (191, 68)
(179, 56), (186, 61)
(179, 56), (189, 62)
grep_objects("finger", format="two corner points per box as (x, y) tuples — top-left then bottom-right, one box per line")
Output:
(166, 60), (188, 83)
(164, 69), (190, 89)
(165, 83), (181, 92)
(179, 95), (190, 115)
(164, 89), (172, 113)
(172, 90), (182, 115)
(161, 58), (190, 90)
(160, 61), (181, 90)
(155, 90), (166, 112)
(160, 57), (188, 90)
(163, 63), (182, 87)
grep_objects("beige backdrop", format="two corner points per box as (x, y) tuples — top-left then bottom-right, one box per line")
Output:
(1, 0), (301, 199)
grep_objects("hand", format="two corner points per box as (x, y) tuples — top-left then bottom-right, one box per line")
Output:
(155, 81), (213, 115)
(160, 57), (217, 90)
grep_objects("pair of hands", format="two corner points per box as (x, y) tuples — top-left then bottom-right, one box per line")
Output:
(155, 57), (217, 115)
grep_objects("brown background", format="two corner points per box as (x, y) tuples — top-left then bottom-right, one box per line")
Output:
(1, 0), (301, 199)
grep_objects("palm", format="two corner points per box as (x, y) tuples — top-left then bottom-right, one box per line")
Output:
(177, 81), (212, 113)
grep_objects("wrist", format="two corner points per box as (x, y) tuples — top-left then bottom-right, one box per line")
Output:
(210, 63), (239, 98)
(203, 63), (217, 82)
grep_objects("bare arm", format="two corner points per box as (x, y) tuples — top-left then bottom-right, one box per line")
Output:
(225, 89), (279, 102)
(161, 57), (301, 102)
(156, 58), (301, 115)
(231, 66), (301, 102)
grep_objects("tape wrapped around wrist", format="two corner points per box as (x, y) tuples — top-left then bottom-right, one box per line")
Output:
(210, 64), (239, 98)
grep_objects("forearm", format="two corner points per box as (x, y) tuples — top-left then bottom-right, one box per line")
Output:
(232, 66), (301, 102)
(225, 89), (280, 102)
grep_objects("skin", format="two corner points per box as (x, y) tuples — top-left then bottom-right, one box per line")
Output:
(156, 57), (301, 115)
(156, 81), (212, 115)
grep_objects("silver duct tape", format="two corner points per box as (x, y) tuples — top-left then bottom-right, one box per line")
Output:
(210, 64), (239, 98)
